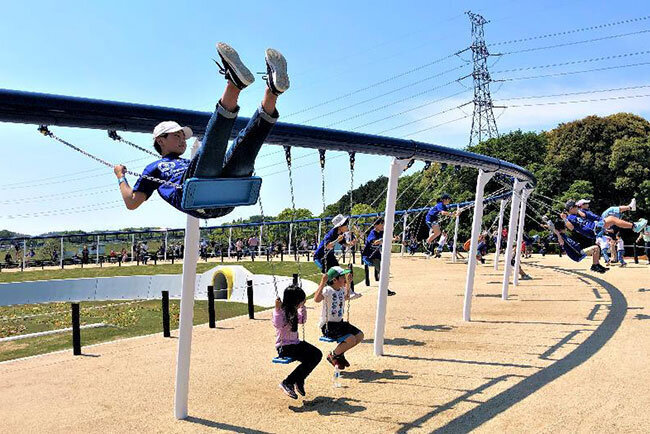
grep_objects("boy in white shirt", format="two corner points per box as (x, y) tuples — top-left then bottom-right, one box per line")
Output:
(616, 233), (627, 267)
(596, 234), (612, 266)
(314, 266), (364, 370)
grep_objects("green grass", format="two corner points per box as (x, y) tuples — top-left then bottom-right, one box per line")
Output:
(0, 260), (365, 361)
(0, 299), (264, 362)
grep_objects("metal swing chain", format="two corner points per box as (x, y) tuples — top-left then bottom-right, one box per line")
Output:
(283, 146), (303, 286)
(107, 130), (159, 157)
(283, 146), (307, 340)
(38, 126), (183, 190)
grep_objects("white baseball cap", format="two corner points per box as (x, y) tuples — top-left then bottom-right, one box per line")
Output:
(332, 214), (349, 228)
(152, 121), (193, 141)
(576, 199), (591, 206)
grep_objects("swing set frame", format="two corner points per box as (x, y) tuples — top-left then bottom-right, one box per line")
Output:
(0, 88), (536, 420)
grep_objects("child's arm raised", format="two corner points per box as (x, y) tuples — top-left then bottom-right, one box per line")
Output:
(275, 297), (282, 311)
(314, 274), (328, 303)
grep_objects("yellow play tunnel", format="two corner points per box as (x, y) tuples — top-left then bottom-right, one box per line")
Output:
(212, 267), (234, 299)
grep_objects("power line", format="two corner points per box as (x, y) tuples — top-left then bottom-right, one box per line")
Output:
(496, 84), (650, 101)
(502, 29), (650, 56)
(376, 101), (473, 135)
(502, 92), (650, 108)
(494, 50), (650, 74)
(490, 14), (650, 46)
(283, 50), (468, 119)
(497, 61), (650, 82)
(300, 63), (469, 124)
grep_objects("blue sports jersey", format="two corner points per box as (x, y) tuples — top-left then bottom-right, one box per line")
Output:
(133, 154), (202, 219)
(314, 227), (346, 260)
(566, 214), (596, 239)
(426, 202), (447, 224)
(560, 233), (586, 262)
(581, 209), (602, 222)
(362, 229), (383, 261)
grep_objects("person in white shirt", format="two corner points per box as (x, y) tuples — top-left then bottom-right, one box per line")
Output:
(314, 267), (364, 371)
(597, 234), (612, 266)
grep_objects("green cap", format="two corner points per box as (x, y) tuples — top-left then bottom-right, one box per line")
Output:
(326, 266), (350, 282)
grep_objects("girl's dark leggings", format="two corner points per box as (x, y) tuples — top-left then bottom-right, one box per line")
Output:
(277, 341), (322, 384)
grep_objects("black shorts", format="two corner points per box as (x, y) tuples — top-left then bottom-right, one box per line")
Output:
(321, 321), (362, 340)
(314, 251), (339, 272)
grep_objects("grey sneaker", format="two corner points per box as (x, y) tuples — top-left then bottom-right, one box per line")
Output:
(264, 48), (289, 95)
(215, 42), (255, 90)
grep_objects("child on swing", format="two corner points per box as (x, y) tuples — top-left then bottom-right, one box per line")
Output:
(314, 267), (364, 370)
(273, 285), (322, 400)
(362, 217), (397, 295)
(425, 193), (458, 255)
(114, 42), (289, 218)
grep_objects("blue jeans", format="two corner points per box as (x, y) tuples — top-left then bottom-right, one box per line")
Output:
(183, 103), (278, 217)
(617, 249), (626, 265)
(601, 247), (610, 263)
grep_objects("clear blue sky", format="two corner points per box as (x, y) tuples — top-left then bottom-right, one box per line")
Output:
(2, 0), (649, 236)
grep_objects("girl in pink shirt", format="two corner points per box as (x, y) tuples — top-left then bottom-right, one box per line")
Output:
(272, 285), (322, 399)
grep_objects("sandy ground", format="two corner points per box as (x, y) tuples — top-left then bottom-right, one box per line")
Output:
(0, 254), (648, 433)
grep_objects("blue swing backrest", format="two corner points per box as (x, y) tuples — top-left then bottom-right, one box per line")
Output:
(272, 356), (295, 364)
(181, 177), (262, 210)
(361, 257), (373, 267)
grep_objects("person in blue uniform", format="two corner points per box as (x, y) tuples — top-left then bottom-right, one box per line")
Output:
(361, 218), (397, 296)
(544, 218), (608, 273)
(114, 42), (290, 219)
(424, 193), (457, 254)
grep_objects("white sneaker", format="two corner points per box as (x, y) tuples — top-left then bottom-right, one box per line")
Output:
(264, 48), (290, 95)
(349, 291), (362, 300)
(629, 198), (637, 212)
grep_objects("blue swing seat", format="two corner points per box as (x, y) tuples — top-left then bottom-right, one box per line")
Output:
(361, 257), (373, 267)
(272, 356), (295, 364)
(319, 333), (353, 343)
(180, 177), (262, 210)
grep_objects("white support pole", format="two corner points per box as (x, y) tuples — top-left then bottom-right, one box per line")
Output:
(493, 199), (507, 270)
(374, 157), (410, 356)
(59, 237), (64, 268)
(462, 169), (495, 322)
(288, 222), (293, 255)
(164, 230), (168, 261)
(96, 235), (100, 264)
(131, 234), (135, 262)
(227, 228), (232, 258)
(400, 213), (408, 256)
(317, 220), (322, 244)
(502, 180), (524, 300)
(258, 225), (263, 256)
(174, 139), (201, 420)
(451, 212), (460, 264)
(513, 188), (531, 287)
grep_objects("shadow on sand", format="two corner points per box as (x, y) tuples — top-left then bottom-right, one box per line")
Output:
(289, 396), (366, 415)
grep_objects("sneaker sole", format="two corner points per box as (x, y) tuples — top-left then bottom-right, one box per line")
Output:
(265, 48), (289, 93)
(278, 383), (297, 399)
(217, 42), (255, 87)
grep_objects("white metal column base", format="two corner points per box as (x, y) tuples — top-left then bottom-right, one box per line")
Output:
(462, 169), (495, 322)
(174, 140), (201, 420)
(374, 157), (410, 356)
(451, 213), (460, 263)
(493, 199), (506, 270)
(501, 180), (524, 300)
(513, 188), (531, 287)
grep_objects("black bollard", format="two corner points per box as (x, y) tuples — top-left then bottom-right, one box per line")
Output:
(221, 249), (224, 263)
(247, 280), (254, 319)
(364, 264), (370, 286)
(349, 264), (355, 292)
(154, 255), (157, 265)
(267, 248), (270, 262)
(251, 251), (255, 262)
(118, 256), (121, 267)
(633, 243), (639, 264)
(280, 249), (284, 262)
(293, 273), (299, 286)
(171, 253), (175, 265)
(342, 250), (346, 263)
(162, 291), (170, 337)
(208, 286), (216, 328)
(306, 251), (310, 261)
(71, 303), (81, 355)
(352, 248), (356, 264)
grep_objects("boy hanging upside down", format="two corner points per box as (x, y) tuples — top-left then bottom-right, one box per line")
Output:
(562, 199), (646, 241)
(114, 42), (289, 218)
